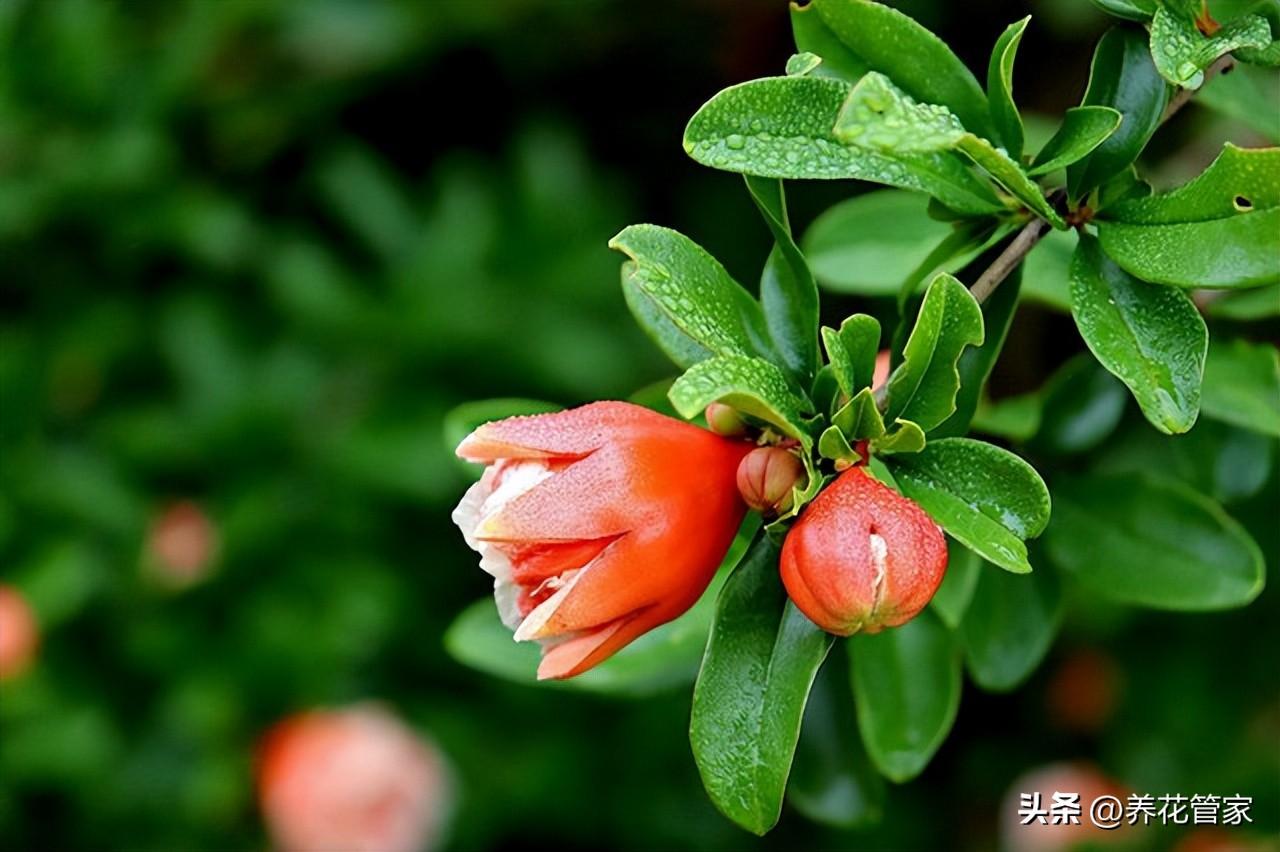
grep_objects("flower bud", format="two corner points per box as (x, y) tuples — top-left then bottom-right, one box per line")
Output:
(704, 402), (747, 437)
(736, 446), (805, 516)
(0, 585), (38, 681)
(780, 467), (946, 635)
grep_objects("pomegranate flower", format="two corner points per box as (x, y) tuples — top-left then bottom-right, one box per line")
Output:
(452, 401), (751, 680)
(780, 466), (947, 635)
(0, 584), (38, 681)
(258, 705), (451, 852)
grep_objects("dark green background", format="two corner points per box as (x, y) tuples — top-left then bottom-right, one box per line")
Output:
(1, 1), (1276, 849)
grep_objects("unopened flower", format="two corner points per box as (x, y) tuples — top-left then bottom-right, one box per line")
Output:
(453, 401), (751, 679)
(258, 705), (451, 852)
(736, 446), (806, 516)
(1001, 762), (1128, 852)
(704, 402), (747, 437)
(145, 500), (218, 588)
(780, 467), (946, 635)
(0, 584), (38, 681)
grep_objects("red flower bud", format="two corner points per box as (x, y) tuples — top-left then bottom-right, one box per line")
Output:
(0, 585), (38, 681)
(704, 402), (747, 437)
(453, 401), (751, 679)
(736, 446), (805, 516)
(780, 467), (946, 636)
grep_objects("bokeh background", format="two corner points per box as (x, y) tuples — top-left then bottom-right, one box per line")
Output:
(1, 0), (1277, 849)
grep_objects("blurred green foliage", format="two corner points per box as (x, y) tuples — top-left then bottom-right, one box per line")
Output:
(0, 1), (1277, 850)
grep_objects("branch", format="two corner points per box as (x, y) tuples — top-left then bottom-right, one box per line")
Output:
(966, 54), (1236, 305)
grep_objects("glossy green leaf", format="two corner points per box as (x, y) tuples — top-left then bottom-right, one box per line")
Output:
(804, 0), (995, 139)
(1149, 5), (1270, 88)
(1200, 338), (1280, 436)
(1046, 473), (1265, 610)
(790, 1), (871, 83)
(1095, 164), (1154, 211)
(1069, 234), (1207, 434)
(850, 608), (961, 783)
(972, 392), (1043, 442)
(1028, 107), (1123, 176)
(887, 437), (1051, 574)
(669, 354), (814, 448)
(818, 424), (858, 463)
(961, 558), (1062, 691)
(931, 542), (982, 628)
(683, 76), (1004, 216)
(1067, 27), (1170, 200)
(786, 52), (825, 77)
(1090, 0), (1156, 21)
(611, 225), (774, 368)
(835, 73), (1065, 228)
(932, 262), (1023, 438)
(884, 273), (985, 433)
(787, 653), (885, 829)
(1098, 145), (1280, 288)
(1021, 226), (1076, 311)
(821, 314), (880, 400)
(802, 190), (988, 295)
(987, 16), (1030, 158)
(746, 176), (820, 381)
(833, 387), (887, 441)
(691, 536), (834, 835)
(869, 419), (926, 455)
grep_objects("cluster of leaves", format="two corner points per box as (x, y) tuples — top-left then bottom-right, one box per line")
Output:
(447, 0), (1279, 836)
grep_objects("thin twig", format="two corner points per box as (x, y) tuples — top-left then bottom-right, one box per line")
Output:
(965, 54), (1236, 306)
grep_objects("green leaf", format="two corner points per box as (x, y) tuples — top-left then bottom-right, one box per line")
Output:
(818, 424), (859, 463)
(987, 16), (1031, 158)
(1046, 473), (1265, 610)
(931, 261), (1023, 438)
(869, 419), (927, 455)
(745, 176), (820, 381)
(834, 73), (1065, 228)
(683, 76), (1004, 216)
(887, 437), (1052, 575)
(1031, 354), (1129, 454)
(833, 387), (887, 441)
(787, 654), (885, 829)
(790, 1), (871, 83)
(960, 558), (1062, 691)
(884, 273), (985, 433)
(1198, 63), (1280, 143)
(1090, 0), (1156, 21)
(931, 542), (982, 628)
(610, 225), (775, 368)
(669, 353), (814, 448)
(802, 190), (989, 296)
(1150, 5), (1270, 88)
(786, 52), (825, 77)
(804, 0), (995, 139)
(1067, 27), (1170, 200)
(691, 536), (834, 835)
(1028, 107), (1123, 176)
(1069, 234), (1207, 434)
(821, 314), (880, 399)
(850, 608), (961, 783)
(1097, 144), (1280, 288)
(1200, 338), (1280, 436)
(1021, 226), (1076, 311)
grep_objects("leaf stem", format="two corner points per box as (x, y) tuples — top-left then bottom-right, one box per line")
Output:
(967, 54), (1236, 306)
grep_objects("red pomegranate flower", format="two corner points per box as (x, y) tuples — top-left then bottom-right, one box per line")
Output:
(452, 401), (751, 679)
